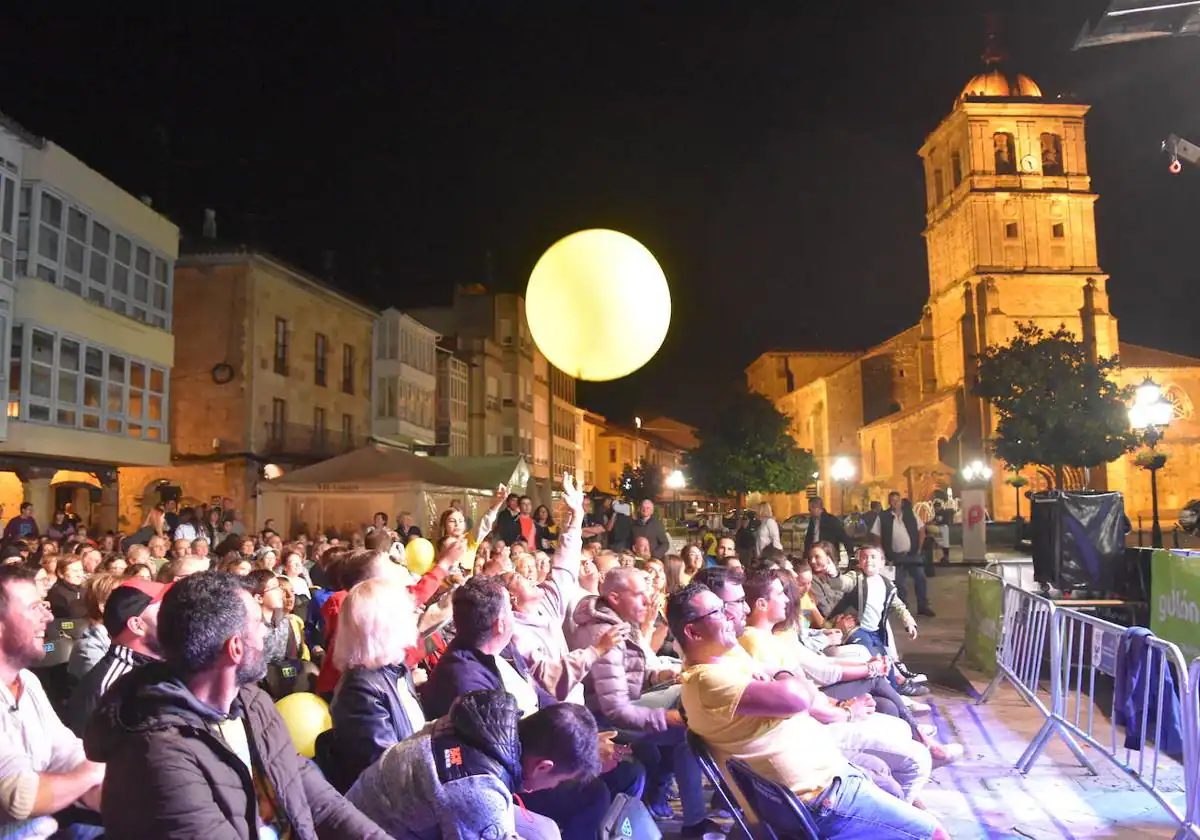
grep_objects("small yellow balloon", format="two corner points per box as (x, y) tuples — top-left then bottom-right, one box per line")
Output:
(405, 537), (436, 576)
(275, 692), (331, 758)
(526, 229), (671, 382)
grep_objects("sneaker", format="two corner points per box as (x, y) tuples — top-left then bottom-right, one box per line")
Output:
(898, 681), (931, 697)
(681, 818), (727, 838)
(900, 697), (932, 714)
(929, 742), (964, 764)
(897, 663), (927, 683)
(918, 724), (938, 739)
(644, 796), (674, 820)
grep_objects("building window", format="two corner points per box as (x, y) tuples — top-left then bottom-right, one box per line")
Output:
(609, 443), (617, 464)
(993, 132), (1017, 175)
(270, 398), (286, 441)
(933, 169), (945, 204)
(1004, 222), (1019, 239)
(375, 376), (397, 419)
(1052, 222), (1065, 239)
(29, 188), (172, 328)
(341, 344), (355, 394)
(1041, 133), (1064, 176)
(313, 406), (326, 444)
(486, 433), (497, 455)
(274, 318), (289, 375)
(342, 413), (353, 447)
(0, 170), (16, 283)
(951, 151), (963, 187)
(314, 333), (327, 386)
(8, 324), (167, 440)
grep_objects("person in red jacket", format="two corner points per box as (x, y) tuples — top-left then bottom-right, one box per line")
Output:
(314, 547), (454, 697)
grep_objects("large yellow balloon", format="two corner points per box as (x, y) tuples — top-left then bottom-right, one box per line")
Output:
(275, 692), (331, 758)
(526, 229), (671, 382)
(405, 537), (436, 576)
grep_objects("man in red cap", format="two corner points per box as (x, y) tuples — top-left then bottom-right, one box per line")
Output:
(65, 578), (169, 736)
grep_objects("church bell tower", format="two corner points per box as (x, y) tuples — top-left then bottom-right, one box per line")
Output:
(918, 37), (1120, 461)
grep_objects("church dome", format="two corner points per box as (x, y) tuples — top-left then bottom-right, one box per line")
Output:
(960, 68), (1042, 99)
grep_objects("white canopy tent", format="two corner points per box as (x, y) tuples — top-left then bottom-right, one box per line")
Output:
(257, 445), (531, 539)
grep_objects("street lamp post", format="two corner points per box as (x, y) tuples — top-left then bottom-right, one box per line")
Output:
(1128, 377), (1173, 548)
(830, 457), (855, 515)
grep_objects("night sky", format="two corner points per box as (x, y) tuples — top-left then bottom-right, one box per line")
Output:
(3, 3), (1198, 427)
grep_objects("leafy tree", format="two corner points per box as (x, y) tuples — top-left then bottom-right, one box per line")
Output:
(974, 322), (1138, 488)
(618, 462), (663, 503)
(684, 390), (817, 504)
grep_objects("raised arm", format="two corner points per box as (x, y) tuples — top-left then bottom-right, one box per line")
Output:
(551, 473), (584, 578)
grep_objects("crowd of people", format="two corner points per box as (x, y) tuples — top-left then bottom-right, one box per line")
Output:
(0, 479), (963, 839)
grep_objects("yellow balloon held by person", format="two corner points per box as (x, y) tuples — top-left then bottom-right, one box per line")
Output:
(275, 692), (331, 758)
(526, 229), (671, 382)
(405, 537), (435, 576)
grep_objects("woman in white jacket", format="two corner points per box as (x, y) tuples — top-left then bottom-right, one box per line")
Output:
(755, 501), (783, 557)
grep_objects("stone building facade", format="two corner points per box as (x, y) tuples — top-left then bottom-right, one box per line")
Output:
(749, 61), (1200, 525)
(120, 245), (375, 529)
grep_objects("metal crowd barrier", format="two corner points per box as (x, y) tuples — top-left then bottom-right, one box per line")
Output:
(979, 578), (1200, 838)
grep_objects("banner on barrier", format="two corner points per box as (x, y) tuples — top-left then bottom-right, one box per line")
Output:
(1150, 549), (1200, 661)
(965, 572), (1003, 675)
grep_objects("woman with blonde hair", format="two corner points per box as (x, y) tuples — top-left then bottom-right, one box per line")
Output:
(755, 500), (782, 557)
(317, 577), (422, 793)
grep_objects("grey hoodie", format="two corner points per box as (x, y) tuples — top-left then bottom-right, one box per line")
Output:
(346, 690), (523, 840)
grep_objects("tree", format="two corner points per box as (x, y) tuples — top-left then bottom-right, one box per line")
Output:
(618, 462), (663, 503)
(974, 322), (1138, 488)
(684, 390), (817, 504)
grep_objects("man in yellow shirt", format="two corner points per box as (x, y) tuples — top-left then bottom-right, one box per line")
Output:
(668, 581), (949, 840)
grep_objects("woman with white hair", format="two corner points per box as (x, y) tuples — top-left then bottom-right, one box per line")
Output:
(755, 501), (783, 557)
(314, 576), (423, 793)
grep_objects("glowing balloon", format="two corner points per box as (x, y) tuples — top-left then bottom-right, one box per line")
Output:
(526, 229), (671, 382)
(405, 537), (436, 576)
(275, 692), (331, 758)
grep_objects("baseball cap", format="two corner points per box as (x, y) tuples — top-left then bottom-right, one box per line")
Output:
(104, 578), (172, 637)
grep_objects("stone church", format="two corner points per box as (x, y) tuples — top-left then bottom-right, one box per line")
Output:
(746, 58), (1200, 526)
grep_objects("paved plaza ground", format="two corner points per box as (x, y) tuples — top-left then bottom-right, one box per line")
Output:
(662, 560), (1191, 839)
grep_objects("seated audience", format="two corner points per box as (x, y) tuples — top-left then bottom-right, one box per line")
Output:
(66, 574), (120, 682)
(668, 581), (950, 840)
(316, 577), (422, 793)
(65, 577), (168, 736)
(47, 557), (86, 620)
(348, 690), (600, 840)
(83, 571), (387, 838)
(0, 566), (105, 838)
(569, 566), (719, 837)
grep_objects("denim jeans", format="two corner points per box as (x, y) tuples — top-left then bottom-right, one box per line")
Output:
(891, 556), (928, 611)
(826, 714), (931, 803)
(809, 765), (939, 839)
(630, 725), (707, 826)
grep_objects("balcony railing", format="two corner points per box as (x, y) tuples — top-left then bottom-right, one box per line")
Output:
(262, 421), (366, 462)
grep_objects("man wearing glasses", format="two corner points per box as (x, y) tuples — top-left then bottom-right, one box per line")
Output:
(669, 581), (950, 840)
(0, 565), (105, 837)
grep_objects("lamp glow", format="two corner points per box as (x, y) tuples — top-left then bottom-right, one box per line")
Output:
(831, 457), (855, 483)
(962, 460), (993, 483)
(666, 470), (686, 490)
(526, 230), (671, 382)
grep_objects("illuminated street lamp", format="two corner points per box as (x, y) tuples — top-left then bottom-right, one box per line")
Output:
(665, 470), (685, 491)
(831, 457), (855, 513)
(1129, 377), (1172, 548)
(961, 459), (993, 485)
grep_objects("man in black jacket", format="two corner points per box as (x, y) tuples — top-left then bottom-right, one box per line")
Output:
(879, 492), (934, 617)
(803, 497), (855, 565)
(84, 571), (386, 839)
(630, 498), (670, 560)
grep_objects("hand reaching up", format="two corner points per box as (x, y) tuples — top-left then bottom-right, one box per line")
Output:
(562, 472), (585, 515)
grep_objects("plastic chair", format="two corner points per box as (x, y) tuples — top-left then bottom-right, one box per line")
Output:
(685, 731), (754, 839)
(31, 638), (75, 712)
(725, 758), (823, 840)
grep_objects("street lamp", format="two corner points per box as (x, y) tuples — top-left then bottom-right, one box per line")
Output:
(1129, 376), (1173, 548)
(961, 459), (993, 484)
(665, 470), (685, 491)
(830, 457), (855, 513)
